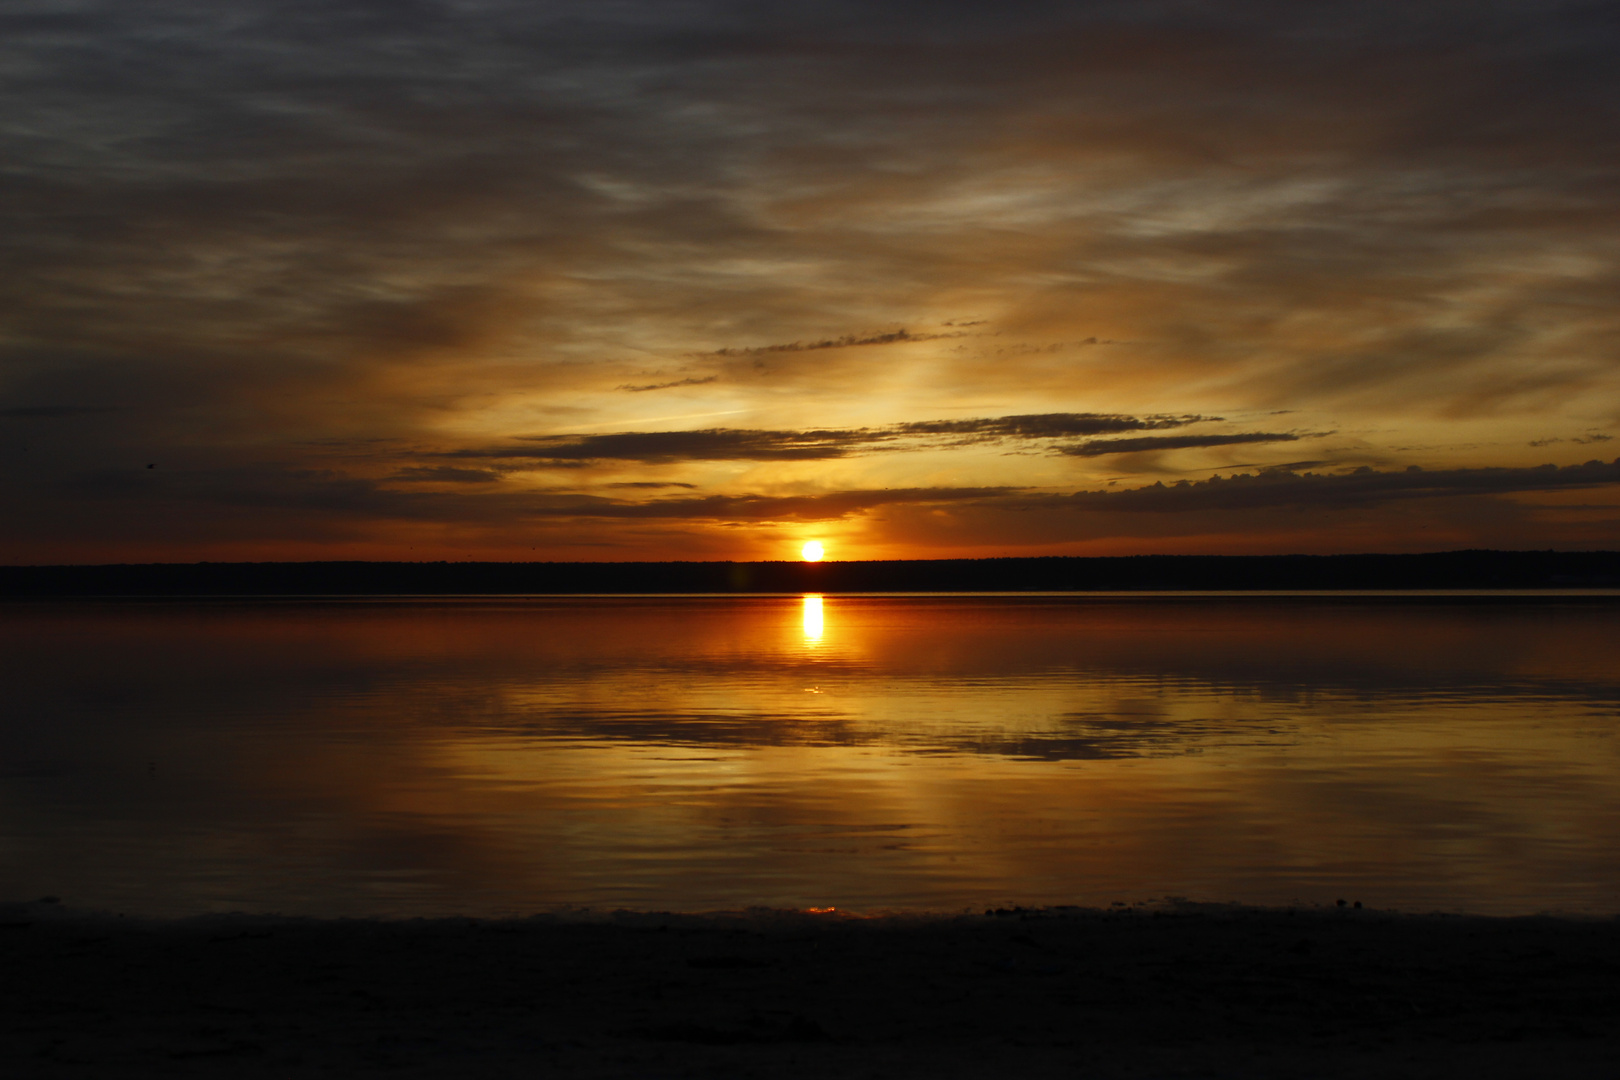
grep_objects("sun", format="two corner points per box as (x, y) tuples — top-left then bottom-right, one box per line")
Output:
(801, 540), (825, 562)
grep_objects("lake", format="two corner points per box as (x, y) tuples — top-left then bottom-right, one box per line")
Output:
(2, 594), (1617, 917)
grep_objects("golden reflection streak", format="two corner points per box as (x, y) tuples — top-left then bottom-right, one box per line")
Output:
(801, 594), (824, 643)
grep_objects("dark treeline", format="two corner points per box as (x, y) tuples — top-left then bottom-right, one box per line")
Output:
(2, 550), (1619, 596)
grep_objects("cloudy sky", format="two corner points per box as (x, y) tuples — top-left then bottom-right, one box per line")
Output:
(4, 0), (1618, 563)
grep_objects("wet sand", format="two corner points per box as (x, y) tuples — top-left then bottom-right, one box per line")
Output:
(2, 901), (1616, 1078)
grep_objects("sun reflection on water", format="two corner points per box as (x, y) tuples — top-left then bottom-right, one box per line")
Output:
(802, 594), (824, 643)
(8, 597), (1620, 918)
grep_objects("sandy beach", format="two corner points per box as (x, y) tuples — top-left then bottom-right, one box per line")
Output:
(2, 900), (1615, 1078)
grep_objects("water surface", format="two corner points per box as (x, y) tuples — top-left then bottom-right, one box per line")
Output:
(3, 594), (1617, 916)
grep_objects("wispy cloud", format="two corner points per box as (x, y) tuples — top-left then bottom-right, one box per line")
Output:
(1061, 432), (1310, 457)
(895, 414), (1213, 439)
(450, 413), (1217, 465)
(575, 486), (1019, 522)
(617, 376), (719, 393)
(706, 329), (964, 357)
(1528, 434), (1612, 447)
(3, 1), (1619, 560)
(473, 428), (877, 464)
(1056, 459), (1620, 513)
(388, 466), (502, 484)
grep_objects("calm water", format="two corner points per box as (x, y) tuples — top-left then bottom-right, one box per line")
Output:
(2, 594), (1618, 917)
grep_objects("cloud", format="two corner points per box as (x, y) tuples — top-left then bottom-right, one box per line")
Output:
(388, 466), (502, 484)
(1053, 458), (1620, 514)
(18, 465), (1016, 531)
(477, 428), (878, 464)
(1060, 432), (1308, 457)
(1532, 432), (1615, 447)
(617, 376), (719, 392)
(894, 414), (1212, 439)
(571, 486), (1019, 522)
(3, 1), (1619, 560)
(450, 412), (1216, 465)
(81, 457), (1620, 527)
(7, 442), (1618, 564)
(706, 328), (964, 356)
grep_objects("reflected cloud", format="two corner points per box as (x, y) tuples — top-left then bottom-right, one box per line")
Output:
(4, 597), (1620, 916)
(943, 713), (1297, 762)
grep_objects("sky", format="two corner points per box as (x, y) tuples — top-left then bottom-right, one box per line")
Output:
(3, 0), (1619, 564)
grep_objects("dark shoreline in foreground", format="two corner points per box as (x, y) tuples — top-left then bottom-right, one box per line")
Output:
(4, 902), (1616, 1078)
(4, 549), (1620, 597)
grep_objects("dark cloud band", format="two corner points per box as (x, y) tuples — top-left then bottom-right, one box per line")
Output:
(706, 329), (964, 356)
(1055, 459), (1620, 513)
(617, 376), (719, 393)
(1061, 432), (1307, 457)
(453, 412), (1216, 464)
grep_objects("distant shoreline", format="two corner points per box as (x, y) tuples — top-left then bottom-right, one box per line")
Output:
(4, 549), (1620, 596)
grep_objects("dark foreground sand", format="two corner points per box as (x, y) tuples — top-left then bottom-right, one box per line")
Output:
(2, 901), (1616, 1079)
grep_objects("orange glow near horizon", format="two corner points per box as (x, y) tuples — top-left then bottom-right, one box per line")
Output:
(6, 4), (1619, 568)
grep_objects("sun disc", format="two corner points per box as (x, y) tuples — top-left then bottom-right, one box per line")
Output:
(801, 541), (825, 562)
